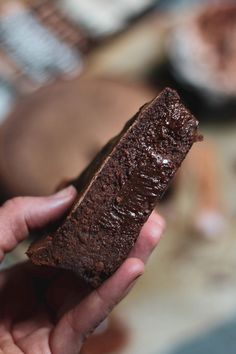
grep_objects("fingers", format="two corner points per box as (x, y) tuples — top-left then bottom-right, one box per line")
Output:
(51, 211), (165, 354)
(0, 186), (77, 261)
(129, 211), (165, 263)
(147, 210), (166, 228)
(50, 258), (144, 354)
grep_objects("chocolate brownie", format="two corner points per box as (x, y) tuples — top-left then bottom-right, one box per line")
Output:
(27, 88), (200, 287)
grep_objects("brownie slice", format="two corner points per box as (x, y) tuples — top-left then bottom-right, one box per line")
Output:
(27, 88), (200, 287)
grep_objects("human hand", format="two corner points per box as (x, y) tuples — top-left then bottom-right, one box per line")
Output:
(0, 186), (165, 354)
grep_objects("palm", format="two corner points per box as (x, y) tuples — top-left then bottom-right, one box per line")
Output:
(0, 262), (89, 353)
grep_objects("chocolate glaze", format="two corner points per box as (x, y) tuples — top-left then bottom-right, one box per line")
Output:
(27, 88), (200, 287)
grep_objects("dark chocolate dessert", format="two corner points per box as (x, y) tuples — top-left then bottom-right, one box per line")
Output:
(169, 2), (236, 98)
(27, 88), (200, 287)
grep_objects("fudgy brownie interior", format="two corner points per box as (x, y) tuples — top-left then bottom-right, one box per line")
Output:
(27, 88), (201, 287)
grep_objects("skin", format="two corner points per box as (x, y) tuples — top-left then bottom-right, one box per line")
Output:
(0, 186), (165, 354)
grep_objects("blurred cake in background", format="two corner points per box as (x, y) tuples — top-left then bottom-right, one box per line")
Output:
(0, 77), (155, 198)
(168, 2), (236, 101)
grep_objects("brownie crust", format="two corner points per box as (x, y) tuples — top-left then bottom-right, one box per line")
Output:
(27, 88), (200, 287)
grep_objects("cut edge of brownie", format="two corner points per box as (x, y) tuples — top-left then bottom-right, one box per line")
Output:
(27, 87), (201, 287)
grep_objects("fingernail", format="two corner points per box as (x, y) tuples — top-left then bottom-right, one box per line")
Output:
(53, 185), (77, 200)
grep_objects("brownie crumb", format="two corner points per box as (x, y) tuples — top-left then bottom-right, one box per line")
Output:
(27, 87), (200, 288)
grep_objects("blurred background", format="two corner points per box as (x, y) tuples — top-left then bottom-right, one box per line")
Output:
(1, 0), (236, 353)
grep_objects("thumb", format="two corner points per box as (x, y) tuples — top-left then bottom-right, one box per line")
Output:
(0, 186), (77, 261)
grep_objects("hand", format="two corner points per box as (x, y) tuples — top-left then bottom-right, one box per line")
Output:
(0, 186), (165, 354)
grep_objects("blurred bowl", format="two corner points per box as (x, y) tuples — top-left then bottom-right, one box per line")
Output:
(168, 2), (236, 103)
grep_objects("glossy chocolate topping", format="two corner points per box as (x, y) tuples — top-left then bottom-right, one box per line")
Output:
(27, 88), (200, 287)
